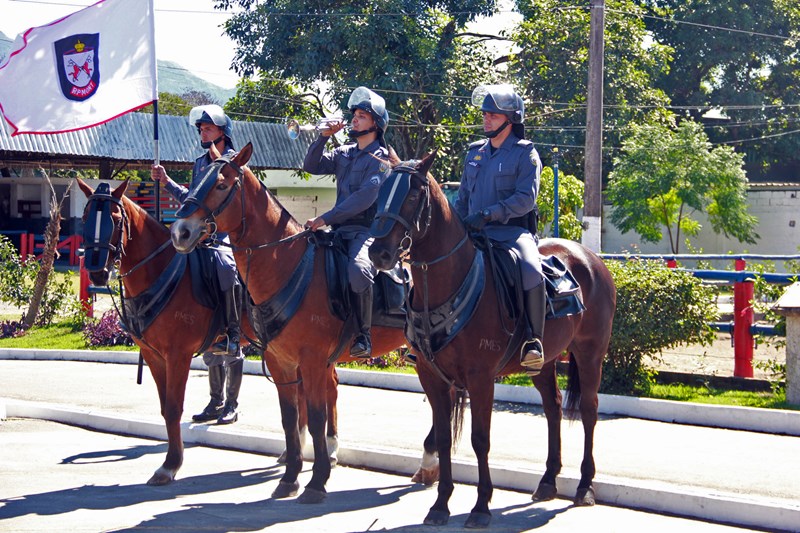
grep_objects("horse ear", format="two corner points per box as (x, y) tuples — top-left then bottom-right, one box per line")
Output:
(209, 142), (221, 161)
(234, 142), (253, 167)
(418, 150), (437, 175)
(112, 178), (130, 199)
(76, 178), (93, 198)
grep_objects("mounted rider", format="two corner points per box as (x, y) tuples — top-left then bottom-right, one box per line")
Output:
(303, 87), (390, 359)
(453, 84), (546, 375)
(151, 104), (244, 424)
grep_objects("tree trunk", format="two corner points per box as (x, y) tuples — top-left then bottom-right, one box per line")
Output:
(23, 175), (68, 328)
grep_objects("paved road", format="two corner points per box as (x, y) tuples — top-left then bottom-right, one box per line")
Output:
(1, 358), (798, 532)
(0, 418), (762, 532)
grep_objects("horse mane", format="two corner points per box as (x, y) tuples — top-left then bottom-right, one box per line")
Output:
(242, 165), (305, 235)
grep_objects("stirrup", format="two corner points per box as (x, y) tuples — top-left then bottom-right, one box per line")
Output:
(211, 333), (240, 356)
(520, 338), (544, 376)
(350, 334), (372, 359)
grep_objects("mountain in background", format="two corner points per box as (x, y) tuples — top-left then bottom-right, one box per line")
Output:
(0, 31), (236, 105)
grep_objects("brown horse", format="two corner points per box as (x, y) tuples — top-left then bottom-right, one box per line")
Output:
(368, 153), (616, 528)
(78, 178), (328, 484)
(168, 144), (408, 503)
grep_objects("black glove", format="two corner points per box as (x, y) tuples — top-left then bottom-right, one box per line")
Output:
(464, 212), (488, 232)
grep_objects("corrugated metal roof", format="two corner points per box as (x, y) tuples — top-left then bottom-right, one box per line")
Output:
(0, 112), (315, 170)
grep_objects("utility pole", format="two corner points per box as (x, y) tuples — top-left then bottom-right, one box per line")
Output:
(582, 0), (605, 252)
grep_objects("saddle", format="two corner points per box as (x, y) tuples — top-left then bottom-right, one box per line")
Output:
(313, 230), (407, 329)
(119, 246), (226, 354)
(474, 237), (586, 321)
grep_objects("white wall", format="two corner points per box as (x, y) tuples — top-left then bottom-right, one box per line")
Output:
(600, 185), (800, 263)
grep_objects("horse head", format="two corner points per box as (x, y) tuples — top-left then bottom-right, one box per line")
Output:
(77, 178), (129, 286)
(170, 142), (253, 254)
(368, 151), (439, 270)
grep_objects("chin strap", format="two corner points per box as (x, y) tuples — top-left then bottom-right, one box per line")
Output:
(485, 120), (511, 139)
(201, 135), (224, 149)
(348, 126), (378, 139)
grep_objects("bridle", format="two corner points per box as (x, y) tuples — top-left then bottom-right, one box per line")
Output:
(372, 163), (469, 268)
(371, 164), (433, 261)
(81, 185), (127, 276)
(176, 155), (244, 241)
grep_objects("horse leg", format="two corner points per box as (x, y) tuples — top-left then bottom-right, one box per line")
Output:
(143, 349), (188, 486)
(419, 370), (454, 526)
(574, 352), (603, 506)
(326, 365), (339, 467)
(297, 363), (331, 504)
(279, 372), (308, 465)
(269, 363), (303, 499)
(464, 380), (495, 529)
(531, 362), (563, 501)
(411, 423), (439, 485)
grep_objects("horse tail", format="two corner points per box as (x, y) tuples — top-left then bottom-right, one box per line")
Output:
(450, 386), (468, 451)
(563, 353), (582, 421)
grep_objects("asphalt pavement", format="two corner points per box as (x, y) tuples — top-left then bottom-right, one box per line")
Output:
(1, 353), (799, 532)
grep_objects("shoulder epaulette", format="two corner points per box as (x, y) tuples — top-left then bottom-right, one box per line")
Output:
(516, 139), (533, 147)
(468, 139), (486, 149)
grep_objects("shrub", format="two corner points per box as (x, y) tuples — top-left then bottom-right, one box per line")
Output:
(82, 309), (134, 347)
(0, 318), (27, 339)
(603, 259), (718, 396)
(0, 235), (81, 326)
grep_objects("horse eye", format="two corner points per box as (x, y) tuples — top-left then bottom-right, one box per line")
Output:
(215, 183), (228, 191)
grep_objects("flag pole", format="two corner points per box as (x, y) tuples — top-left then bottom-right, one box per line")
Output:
(153, 100), (161, 222)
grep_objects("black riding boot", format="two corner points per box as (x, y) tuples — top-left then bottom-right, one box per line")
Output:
(520, 282), (547, 376)
(212, 283), (242, 357)
(350, 285), (373, 358)
(192, 364), (225, 422)
(217, 358), (243, 425)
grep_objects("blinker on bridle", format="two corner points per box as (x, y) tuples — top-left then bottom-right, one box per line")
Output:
(175, 155), (244, 230)
(82, 184), (126, 273)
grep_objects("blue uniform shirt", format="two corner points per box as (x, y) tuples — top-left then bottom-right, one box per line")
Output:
(454, 133), (541, 223)
(303, 136), (388, 227)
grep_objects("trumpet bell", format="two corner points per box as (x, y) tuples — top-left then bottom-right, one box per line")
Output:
(286, 118), (301, 140)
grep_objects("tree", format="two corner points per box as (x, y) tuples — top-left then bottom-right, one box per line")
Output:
(642, 0), (800, 181)
(214, 0), (499, 173)
(224, 75), (319, 124)
(606, 117), (759, 253)
(537, 165), (585, 241)
(508, 0), (673, 177)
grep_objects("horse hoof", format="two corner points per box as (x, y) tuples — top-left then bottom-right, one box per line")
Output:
(423, 509), (450, 526)
(411, 466), (439, 486)
(146, 467), (175, 486)
(297, 487), (327, 504)
(464, 512), (491, 529)
(271, 480), (300, 499)
(329, 455), (338, 468)
(532, 482), (558, 501)
(575, 486), (596, 506)
(277, 450), (288, 464)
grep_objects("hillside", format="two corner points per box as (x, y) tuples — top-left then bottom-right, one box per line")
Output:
(0, 32), (235, 105)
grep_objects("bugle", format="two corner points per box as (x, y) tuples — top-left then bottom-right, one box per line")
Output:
(286, 117), (343, 140)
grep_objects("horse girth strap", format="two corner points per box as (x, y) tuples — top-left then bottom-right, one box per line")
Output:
(406, 248), (485, 359)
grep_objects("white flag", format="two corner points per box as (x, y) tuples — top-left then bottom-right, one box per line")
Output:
(0, 0), (157, 136)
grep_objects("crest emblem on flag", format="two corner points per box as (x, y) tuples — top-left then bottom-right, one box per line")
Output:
(54, 34), (100, 101)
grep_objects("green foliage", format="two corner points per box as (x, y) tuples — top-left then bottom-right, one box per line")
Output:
(218, 0), (498, 171)
(603, 259), (718, 395)
(537, 165), (584, 241)
(509, 0), (672, 176)
(607, 117), (759, 253)
(225, 76), (319, 124)
(645, 0), (800, 179)
(0, 235), (82, 327)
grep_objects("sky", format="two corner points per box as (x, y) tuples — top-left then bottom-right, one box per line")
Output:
(0, 0), (241, 88)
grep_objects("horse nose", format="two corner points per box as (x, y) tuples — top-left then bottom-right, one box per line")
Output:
(170, 221), (194, 253)
(369, 245), (395, 271)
